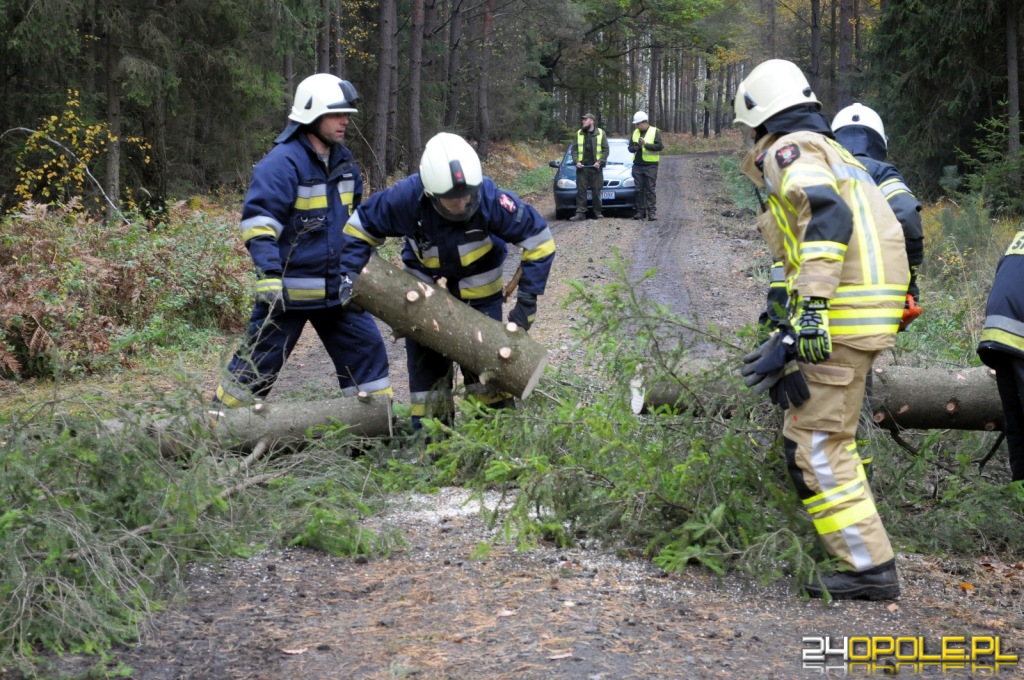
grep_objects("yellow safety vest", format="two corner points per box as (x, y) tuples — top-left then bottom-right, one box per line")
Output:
(631, 127), (660, 163)
(576, 128), (606, 164)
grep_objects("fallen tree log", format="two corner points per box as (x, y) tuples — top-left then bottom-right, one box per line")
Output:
(351, 253), (548, 400)
(633, 361), (1004, 432)
(102, 394), (393, 456)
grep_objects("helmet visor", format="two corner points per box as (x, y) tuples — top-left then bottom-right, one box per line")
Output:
(431, 190), (481, 222)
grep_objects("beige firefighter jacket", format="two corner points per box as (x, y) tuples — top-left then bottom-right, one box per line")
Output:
(741, 130), (909, 352)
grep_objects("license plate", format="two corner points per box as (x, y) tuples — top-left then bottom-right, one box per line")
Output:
(600, 191), (614, 200)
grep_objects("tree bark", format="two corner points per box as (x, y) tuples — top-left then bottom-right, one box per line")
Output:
(103, 395), (394, 457)
(408, 0), (425, 176)
(838, 0), (854, 107)
(633, 362), (1004, 432)
(104, 38), (122, 224)
(476, 0), (495, 161)
(351, 254), (549, 400)
(370, 0), (397, 191)
(809, 0), (822, 96)
(1007, 0), (1021, 189)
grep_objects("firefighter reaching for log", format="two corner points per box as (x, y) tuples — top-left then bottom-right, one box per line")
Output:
(734, 59), (909, 600)
(213, 74), (392, 408)
(339, 132), (555, 430)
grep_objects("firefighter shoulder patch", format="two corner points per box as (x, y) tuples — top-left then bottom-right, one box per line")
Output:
(499, 193), (517, 213)
(774, 144), (800, 168)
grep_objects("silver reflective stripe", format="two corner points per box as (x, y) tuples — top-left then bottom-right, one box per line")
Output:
(458, 236), (492, 257)
(283, 277), (326, 290)
(830, 316), (899, 328)
(297, 184), (328, 199)
(879, 179), (909, 197)
(830, 162), (874, 184)
(337, 179), (356, 195)
(410, 390), (450, 404)
(240, 215), (284, 238)
(770, 264), (786, 283)
(809, 431), (872, 570)
(406, 236), (440, 264)
(344, 211), (384, 246)
(459, 265), (503, 290)
(834, 286), (906, 300)
(517, 227), (554, 250)
(984, 314), (1024, 337)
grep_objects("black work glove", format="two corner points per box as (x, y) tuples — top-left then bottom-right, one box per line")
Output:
(740, 330), (810, 410)
(508, 292), (538, 330)
(339, 273), (363, 313)
(255, 277), (285, 314)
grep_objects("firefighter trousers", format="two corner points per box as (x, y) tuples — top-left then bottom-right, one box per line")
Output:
(782, 343), (894, 571)
(989, 353), (1024, 481)
(216, 302), (391, 407)
(407, 295), (512, 428)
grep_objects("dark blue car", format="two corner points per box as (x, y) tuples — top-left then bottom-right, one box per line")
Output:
(549, 138), (637, 220)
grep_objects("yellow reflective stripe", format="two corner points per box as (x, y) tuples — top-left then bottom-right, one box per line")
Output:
(800, 240), (847, 262)
(767, 195), (800, 271)
(780, 167), (839, 198)
(243, 225), (278, 242)
(467, 391), (512, 406)
(343, 222), (384, 247)
(417, 253), (441, 268)
(830, 308), (902, 335)
(981, 327), (1024, 352)
(216, 385), (250, 408)
(522, 239), (555, 261)
(410, 403), (428, 416)
(813, 497), (878, 535)
(834, 284), (907, 305)
(803, 473), (865, 507)
(460, 278), (504, 300)
(806, 485), (867, 515)
(295, 195), (328, 210)
(460, 241), (493, 266)
(287, 289), (325, 301)
(847, 181), (884, 285)
(255, 279), (282, 293)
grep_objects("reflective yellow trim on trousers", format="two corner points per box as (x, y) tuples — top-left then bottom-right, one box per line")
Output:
(812, 496), (879, 535)
(803, 474), (866, 512)
(216, 385), (248, 408)
(981, 327), (1024, 353)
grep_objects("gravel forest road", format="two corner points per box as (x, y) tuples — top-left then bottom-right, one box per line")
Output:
(91, 154), (1024, 679)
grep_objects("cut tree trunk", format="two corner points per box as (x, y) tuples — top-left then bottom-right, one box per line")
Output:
(633, 361), (1004, 432)
(103, 394), (393, 457)
(352, 253), (548, 400)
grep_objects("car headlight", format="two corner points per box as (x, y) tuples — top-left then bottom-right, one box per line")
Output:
(622, 177), (635, 188)
(555, 178), (577, 189)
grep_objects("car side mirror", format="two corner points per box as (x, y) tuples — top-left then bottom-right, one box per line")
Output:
(549, 160), (560, 168)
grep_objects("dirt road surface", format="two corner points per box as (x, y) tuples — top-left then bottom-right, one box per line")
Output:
(80, 154), (1024, 679)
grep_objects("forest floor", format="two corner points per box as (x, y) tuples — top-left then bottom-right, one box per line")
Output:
(51, 153), (1024, 679)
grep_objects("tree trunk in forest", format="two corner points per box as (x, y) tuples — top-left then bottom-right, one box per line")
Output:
(477, 0), (495, 161)
(317, 0), (330, 72)
(370, 0), (396, 191)
(838, 0), (855, 107)
(283, 53), (295, 118)
(444, 0), (464, 129)
(104, 39), (122, 224)
(810, 0), (822, 96)
(408, 0), (425, 176)
(104, 395), (393, 457)
(703, 61), (712, 138)
(1008, 0), (1021, 189)
(350, 254), (549, 400)
(689, 55), (699, 136)
(331, 8), (346, 76)
(632, 362), (1004, 432)
(765, 0), (777, 58)
(649, 46), (661, 126)
(714, 64), (724, 136)
(387, 26), (400, 174)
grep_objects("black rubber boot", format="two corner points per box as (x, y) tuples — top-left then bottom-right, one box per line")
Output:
(633, 211), (646, 220)
(803, 560), (900, 600)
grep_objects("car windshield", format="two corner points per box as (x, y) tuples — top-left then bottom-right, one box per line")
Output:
(562, 140), (632, 166)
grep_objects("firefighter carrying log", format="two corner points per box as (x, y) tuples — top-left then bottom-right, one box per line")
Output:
(734, 59), (909, 600)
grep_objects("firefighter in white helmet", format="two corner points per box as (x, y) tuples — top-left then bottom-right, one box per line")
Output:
(214, 73), (391, 408)
(339, 132), (555, 430)
(735, 59), (909, 600)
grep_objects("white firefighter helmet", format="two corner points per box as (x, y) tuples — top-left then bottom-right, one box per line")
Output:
(632, 110), (649, 125)
(419, 132), (484, 221)
(733, 59), (819, 128)
(832, 103), (887, 147)
(289, 73), (359, 125)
